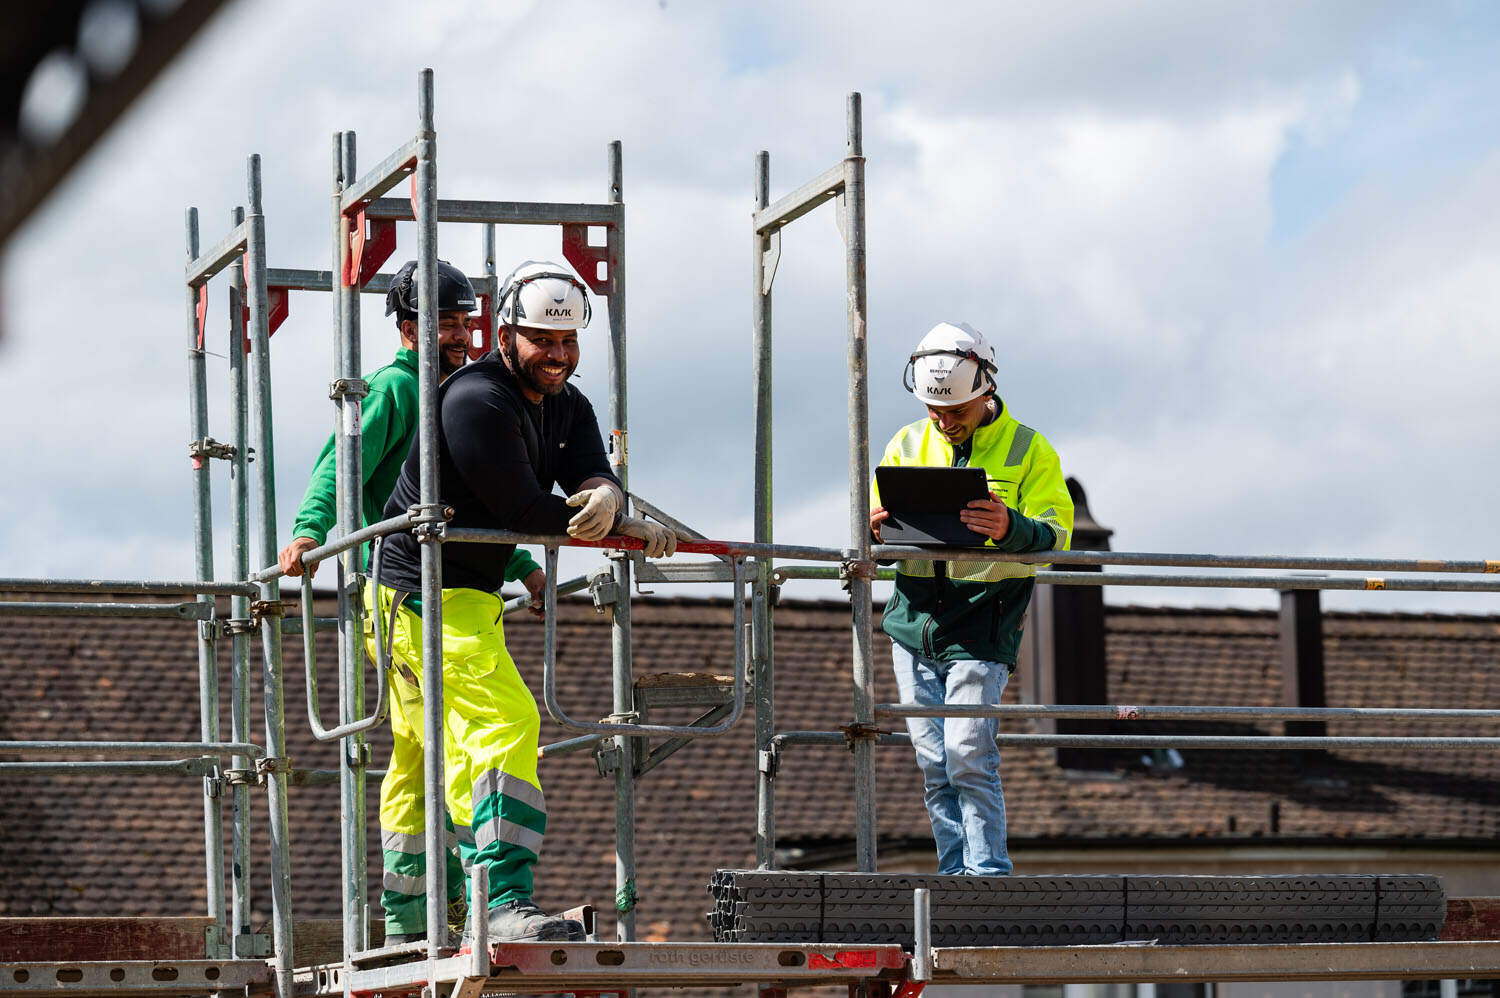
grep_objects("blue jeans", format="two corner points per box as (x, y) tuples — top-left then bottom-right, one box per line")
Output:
(889, 640), (1011, 876)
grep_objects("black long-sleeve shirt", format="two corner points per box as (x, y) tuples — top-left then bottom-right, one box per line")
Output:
(376, 354), (619, 594)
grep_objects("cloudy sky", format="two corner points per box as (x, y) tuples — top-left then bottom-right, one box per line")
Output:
(3, 0), (1498, 613)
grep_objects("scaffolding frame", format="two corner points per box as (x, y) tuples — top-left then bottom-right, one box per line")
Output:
(4, 71), (1500, 997)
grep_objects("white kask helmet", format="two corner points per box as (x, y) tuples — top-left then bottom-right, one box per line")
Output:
(497, 261), (592, 330)
(903, 322), (997, 406)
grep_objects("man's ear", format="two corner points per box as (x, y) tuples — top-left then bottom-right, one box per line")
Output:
(399, 318), (418, 346)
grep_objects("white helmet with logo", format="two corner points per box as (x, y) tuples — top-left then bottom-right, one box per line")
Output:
(903, 321), (997, 406)
(497, 260), (592, 330)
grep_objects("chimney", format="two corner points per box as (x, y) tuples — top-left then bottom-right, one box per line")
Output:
(1279, 586), (1327, 759)
(1018, 478), (1112, 769)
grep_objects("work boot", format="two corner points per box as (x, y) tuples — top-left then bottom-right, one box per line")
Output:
(478, 899), (585, 943)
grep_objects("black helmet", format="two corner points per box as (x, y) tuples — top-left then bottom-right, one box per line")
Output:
(385, 259), (478, 322)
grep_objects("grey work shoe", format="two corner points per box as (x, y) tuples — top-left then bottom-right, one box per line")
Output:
(479, 899), (586, 943)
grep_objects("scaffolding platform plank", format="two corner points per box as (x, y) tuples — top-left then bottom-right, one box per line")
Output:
(296, 942), (908, 997)
(0, 918), (212, 962)
(0, 959), (272, 997)
(931, 940), (1500, 984)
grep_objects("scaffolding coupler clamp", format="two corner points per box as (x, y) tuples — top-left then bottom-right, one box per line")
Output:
(839, 557), (879, 590)
(594, 740), (622, 777)
(220, 617), (256, 636)
(840, 722), (887, 751)
(253, 757), (293, 783)
(758, 744), (781, 780)
(249, 599), (286, 623)
(588, 565), (620, 613)
(188, 437), (236, 469)
(345, 740), (372, 769)
(408, 503), (452, 543)
(328, 377), (370, 401)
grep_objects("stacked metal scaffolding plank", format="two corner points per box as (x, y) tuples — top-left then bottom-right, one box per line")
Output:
(708, 871), (1444, 947)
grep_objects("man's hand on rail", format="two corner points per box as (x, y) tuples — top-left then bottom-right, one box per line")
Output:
(870, 506), (890, 543)
(278, 536), (320, 579)
(523, 567), (547, 618)
(564, 485), (621, 541)
(616, 516), (679, 559)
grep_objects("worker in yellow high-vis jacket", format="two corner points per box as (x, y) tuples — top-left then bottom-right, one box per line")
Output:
(871, 321), (1074, 876)
(369, 261), (681, 943)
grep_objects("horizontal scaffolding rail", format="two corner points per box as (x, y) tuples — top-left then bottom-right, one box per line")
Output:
(770, 730), (1500, 752)
(183, 221), (247, 287)
(874, 702), (1500, 722)
(0, 601), (215, 619)
(362, 196), (621, 226)
(338, 137), (420, 213)
(0, 740), (262, 758)
(0, 578), (257, 596)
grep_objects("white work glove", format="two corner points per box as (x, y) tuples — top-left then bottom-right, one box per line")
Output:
(565, 486), (621, 541)
(616, 515), (679, 559)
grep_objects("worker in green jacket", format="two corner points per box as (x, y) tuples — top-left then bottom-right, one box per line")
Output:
(277, 259), (545, 946)
(870, 321), (1073, 877)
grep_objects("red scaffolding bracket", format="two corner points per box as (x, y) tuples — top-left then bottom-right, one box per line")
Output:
(344, 209), (397, 288)
(194, 285), (209, 350)
(561, 223), (615, 297)
(892, 980), (926, 998)
(467, 293), (493, 360)
(230, 256), (290, 351)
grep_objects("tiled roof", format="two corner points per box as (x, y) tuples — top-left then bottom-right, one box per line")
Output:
(2, 593), (1498, 947)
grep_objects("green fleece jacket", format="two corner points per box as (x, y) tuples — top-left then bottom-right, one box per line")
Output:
(873, 399), (1074, 666)
(290, 347), (540, 583)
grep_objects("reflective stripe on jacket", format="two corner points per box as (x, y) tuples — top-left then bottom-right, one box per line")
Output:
(872, 400), (1073, 664)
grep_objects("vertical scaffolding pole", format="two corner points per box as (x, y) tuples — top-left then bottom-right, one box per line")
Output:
(227, 206), (254, 953)
(483, 223), (497, 345)
(333, 129), (370, 955)
(751, 151), (777, 869)
(185, 208), (227, 942)
(842, 92), (878, 873)
(605, 140), (638, 942)
(246, 153), (295, 998)
(413, 68), (448, 961)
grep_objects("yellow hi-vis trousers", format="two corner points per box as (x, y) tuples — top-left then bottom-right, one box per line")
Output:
(366, 585), (546, 918)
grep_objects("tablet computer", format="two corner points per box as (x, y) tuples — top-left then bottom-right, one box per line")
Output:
(875, 465), (991, 547)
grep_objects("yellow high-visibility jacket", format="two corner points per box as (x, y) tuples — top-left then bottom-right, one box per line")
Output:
(872, 400), (1073, 665)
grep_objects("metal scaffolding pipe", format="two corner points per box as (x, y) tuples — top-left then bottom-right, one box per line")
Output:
(752, 149), (777, 871)
(185, 205), (225, 946)
(184, 220), (248, 287)
(0, 577), (256, 596)
(869, 547), (1500, 575)
(875, 703), (1500, 723)
(0, 759), (218, 777)
(843, 91), (877, 874)
(245, 152), (295, 998)
(227, 203), (254, 954)
(0, 600), (214, 619)
(362, 196), (621, 227)
(413, 68), (448, 960)
(605, 138), (638, 943)
(249, 511), (416, 582)
(338, 136), (420, 213)
(0, 740), (263, 758)
(770, 563), (1500, 593)
(333, 126), (370, 957)
(770, 730), (1500, 752)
